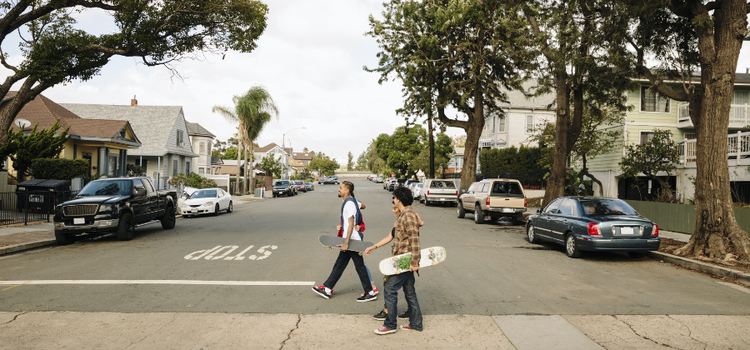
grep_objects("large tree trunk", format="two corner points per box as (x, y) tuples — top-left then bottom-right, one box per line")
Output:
(675, 1), (750, 261)
(437, 90), (484, 194)
(543, 72), (571, 206)
(249, 143), (255, 196)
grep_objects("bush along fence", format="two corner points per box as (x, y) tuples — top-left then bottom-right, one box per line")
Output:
(625, 200), (750, 236)
(443, 171), (546, 190)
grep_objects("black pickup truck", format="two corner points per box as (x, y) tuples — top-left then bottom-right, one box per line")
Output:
(53, 177), (177, 244)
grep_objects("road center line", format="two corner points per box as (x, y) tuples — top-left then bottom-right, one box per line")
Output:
(0, 280), (315, 287)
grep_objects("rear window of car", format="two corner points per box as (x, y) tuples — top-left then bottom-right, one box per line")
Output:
(490, 181), (524, 197)
(429, 180), (456, 189)
(580, 199), (638, 216)
(275, 181), (290, 186)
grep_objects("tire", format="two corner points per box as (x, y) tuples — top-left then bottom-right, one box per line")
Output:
(116, 212), (135, 241)
(512, 215), (525, 226)
(565, 234), (581, 258)
(161, 205), (176, 229)
(474, 206), (485, 224)
(457, 201), (466, 218)
(527, 225), (539, 244)
(55, 231), (74, 245)
(213, 204), (220, 216)
(627, 251), (646, 258)
(227, 201), (233, 213)
(425, 199), (430, 206)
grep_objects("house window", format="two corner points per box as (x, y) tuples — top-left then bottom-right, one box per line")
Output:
(733, 90), (750, 105)
(684, 133), (696, 140)
(199, 142), (206, 155)
(118, 129), (127, 139)
(176, 130), (184, 146)
(498, 115), (505, 133)
(199, 167), (205, 175)
(640, 131), (655, 145)
(173, 160), (179, 176)
(526, 115), (534, 133)
(641, 86), (670, 113)
(185, 161), (191, 175)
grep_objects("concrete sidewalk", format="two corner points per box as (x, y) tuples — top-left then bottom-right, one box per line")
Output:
(1, 311), (749, 349)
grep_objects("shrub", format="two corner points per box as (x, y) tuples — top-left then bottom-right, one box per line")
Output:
(168, 173), (217, 189)
(30, 158), (89, 180)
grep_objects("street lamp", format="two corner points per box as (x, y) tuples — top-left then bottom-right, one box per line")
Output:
(282, 127), (305, 179)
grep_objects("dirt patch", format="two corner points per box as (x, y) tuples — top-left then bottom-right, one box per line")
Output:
(658, 238), (750, 275)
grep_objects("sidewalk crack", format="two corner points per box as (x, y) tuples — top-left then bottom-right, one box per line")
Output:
(666, 315), (708, 350)
(4, 312), (27, 324)
(122, 313), (178, 350)
(614, 315), (678, 349)
(279, 314), (301, 350)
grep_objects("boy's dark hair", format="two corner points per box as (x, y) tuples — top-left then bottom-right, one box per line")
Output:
(393, 186), (413, 206)
(342, 180), (354, 196)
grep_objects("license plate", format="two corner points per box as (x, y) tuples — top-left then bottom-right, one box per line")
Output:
(30, 195), (43, 203)
(73, 218), (85, 225)
(620, 227), (635, 235)
(503, 208), (514, 213)
(440, 198), (445, 201)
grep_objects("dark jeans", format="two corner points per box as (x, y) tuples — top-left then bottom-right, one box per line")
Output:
(383, 271), (422, 331)
(323, 250), (373, 294)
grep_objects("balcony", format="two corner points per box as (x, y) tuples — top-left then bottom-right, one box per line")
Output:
(677, 131), (750, 167)
(677, 103), (750, 129)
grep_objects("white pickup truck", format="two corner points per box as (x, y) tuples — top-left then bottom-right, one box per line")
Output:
(420, 179), (458, 206)
(457, 178), (527, 225)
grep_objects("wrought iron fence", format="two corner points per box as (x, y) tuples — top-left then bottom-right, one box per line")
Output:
(0, 190), (78, 226)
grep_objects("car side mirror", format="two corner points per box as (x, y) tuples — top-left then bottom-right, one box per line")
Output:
(461, 189), (466, 194)
(536, 208), (541, 213)
(134, 185), (146, 196)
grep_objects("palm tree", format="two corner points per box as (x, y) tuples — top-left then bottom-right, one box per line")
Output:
(213, 86), (279, 194)
(237, 86), (279, 194)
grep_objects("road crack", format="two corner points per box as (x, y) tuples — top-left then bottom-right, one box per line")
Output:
(614, 315), (678, 349)
(279, 314), (301, 350)
(666, 315), (708, 350)
(4, 312), (27, 324)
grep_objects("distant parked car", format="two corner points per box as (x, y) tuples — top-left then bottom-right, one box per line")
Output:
(526, 197), (660, 258)
(420, 179), (458, 206)
(457, 178), (526, 225)
(273, 180), (296, 197)
(181, 188), (233, 217)
(305, 182), (314, 191)
(387, 179), (399, 191)
(319, 177), (340, 185)
(294, 180), (307, 192)
(411, 183), (423, 199)
(374, 176), (383, 183)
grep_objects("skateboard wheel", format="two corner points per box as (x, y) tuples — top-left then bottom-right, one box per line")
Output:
(429, 248), (434, 252)
(392, 257), (398, 261)
(327, 246), (331, 250)
(359, 252), (363, 256)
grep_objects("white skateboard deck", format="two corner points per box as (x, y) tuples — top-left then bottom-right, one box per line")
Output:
(379, 246), (446, 275)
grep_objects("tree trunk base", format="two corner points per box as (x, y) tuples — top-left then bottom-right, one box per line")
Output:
(675, 228), (750, 262)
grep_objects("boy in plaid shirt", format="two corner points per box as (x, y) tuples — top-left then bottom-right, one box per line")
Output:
(366, 186), (423, 334)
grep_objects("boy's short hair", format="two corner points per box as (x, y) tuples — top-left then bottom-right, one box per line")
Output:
(393, 186), (413, 206)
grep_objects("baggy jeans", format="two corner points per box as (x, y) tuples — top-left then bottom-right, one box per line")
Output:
(323, 250), (373, 294)
(383, 271), (423, 331)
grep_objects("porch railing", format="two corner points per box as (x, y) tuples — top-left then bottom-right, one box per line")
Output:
(677, 103), (750, 127)
(677, 131), (750, 165)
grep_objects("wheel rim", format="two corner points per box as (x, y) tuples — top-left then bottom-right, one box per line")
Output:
(528, 226), (535, 241)
(229, 202), (233, 212)
(566, 236), (575, 254)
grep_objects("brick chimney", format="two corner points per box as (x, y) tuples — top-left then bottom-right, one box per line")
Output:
(131, 95), (138, 107)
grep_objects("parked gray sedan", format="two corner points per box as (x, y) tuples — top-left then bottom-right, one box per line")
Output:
(525, 197), (659, 258)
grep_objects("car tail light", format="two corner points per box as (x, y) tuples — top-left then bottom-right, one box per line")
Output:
(651, 223), (659, 237)
(524, 198), (527, 208)
(587, 222), (601, 236)
(486, 197), (490, 206)
(455, 191), (458, 196)
(427, 190), (430, 196)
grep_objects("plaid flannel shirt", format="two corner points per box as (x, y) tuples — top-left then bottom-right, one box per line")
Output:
(392, 206), (421, 269)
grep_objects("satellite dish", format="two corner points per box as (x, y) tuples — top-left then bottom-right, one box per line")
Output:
(14, 118), (31, 129)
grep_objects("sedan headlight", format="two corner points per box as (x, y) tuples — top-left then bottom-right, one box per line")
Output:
(98, 204), (113, 212)
(202, 201), (214, 207)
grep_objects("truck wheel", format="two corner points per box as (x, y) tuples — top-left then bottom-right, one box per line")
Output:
(474, 207), (485, 224)
(116, 212), (135, 241)
(161, 205), (176, 229)
(227, 201), (233, 213)
(457, 201), (466, 218)
(55, 231), (74, 245)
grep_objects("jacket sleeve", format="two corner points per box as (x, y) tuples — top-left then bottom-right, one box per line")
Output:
(404, 212), (421, 269)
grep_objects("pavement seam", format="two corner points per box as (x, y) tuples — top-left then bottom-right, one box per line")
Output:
(665, 315), (708, 350)
(613, 315), (679, 349)
(122, 313), (178, 350)
(4, 311), (27, 325)
(279, 314), (301, 350)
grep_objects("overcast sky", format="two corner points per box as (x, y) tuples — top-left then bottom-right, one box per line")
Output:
(6, 2), (750, 164)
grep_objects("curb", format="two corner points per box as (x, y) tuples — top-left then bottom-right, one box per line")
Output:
(0, 239), (57, 256)
(647, 251), (750, 286)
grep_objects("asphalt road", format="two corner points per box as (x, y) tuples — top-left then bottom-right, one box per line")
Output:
(1, 178), (748, 316)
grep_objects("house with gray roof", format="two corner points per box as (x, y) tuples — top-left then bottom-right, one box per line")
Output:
(186, 122), (217, 175)
(61, 98), (198, 188)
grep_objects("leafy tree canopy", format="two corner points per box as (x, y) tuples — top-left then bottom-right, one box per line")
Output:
(5, 120), (70, 181)
(259, 154), (283, 179)
(619, 129), (679, 189)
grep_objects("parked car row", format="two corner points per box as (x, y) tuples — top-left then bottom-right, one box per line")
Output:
(273, 179), (315, 197)
(318, 176), (339, 185)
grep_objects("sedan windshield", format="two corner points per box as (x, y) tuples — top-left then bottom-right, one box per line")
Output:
(580, 199), (638, 216)
(78, 180), (132, 196)
(191, 189), (217, 198)
(275, 181), (290, 186)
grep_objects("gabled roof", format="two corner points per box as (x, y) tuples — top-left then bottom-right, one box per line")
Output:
(61, 103), (198, 158)
(211, 157), (224, 165)
(496, 80), (556, 111)
(256, 142), (291, 154)
(186, 122), (216, 138)
(3, 92), (141, 148)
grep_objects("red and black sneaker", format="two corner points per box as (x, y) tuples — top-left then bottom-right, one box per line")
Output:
(311, 286), (331, 299)
(374, 326), (397, 335)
